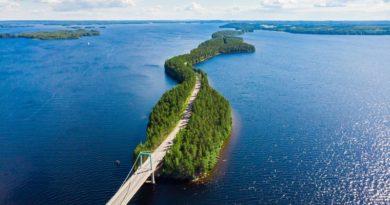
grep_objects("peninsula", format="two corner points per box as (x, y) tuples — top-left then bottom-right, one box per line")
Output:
(134, 30), (255, 180)
(0, 29), (99, 40)
(221, 21), (390, 35)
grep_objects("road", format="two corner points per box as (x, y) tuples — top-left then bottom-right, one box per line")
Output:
(107, 76), (201, 205)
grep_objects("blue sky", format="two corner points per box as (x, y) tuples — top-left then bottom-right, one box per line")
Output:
(0, 0), (389, 20)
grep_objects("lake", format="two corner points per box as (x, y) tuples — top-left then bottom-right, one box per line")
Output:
(1, 22), (389, 204)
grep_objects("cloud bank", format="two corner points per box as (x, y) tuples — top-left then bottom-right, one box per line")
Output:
(34, 0), (136, 11)
(0, 0), (389, 20)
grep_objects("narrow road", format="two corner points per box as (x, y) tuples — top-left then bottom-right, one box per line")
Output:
(107, 76), (201, 205)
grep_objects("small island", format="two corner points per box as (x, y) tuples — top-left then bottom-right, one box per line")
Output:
(0, 29), (100, 40)
(221, 21), (390, 35)
(134, 30), (254, 180)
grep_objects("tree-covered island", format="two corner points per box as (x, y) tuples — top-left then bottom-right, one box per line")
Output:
(0, 29), (99, 40)
(221, 21), (390, 35)
(134, 30), (255, 180)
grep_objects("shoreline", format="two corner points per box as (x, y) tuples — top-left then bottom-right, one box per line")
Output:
(193, 109), (242, 183)
(135, 30), (255, 180)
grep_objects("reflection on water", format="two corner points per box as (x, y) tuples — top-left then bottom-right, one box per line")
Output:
(195, 31), (390, 204)
(314, 104), (390, 203)
(1, 22), (389, 204)
(134, 31), (390, 204)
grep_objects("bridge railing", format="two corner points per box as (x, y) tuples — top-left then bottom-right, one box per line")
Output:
(119, 151), (154, 188)
(106, 151), (155, 205)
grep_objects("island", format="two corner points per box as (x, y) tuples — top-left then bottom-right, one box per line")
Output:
(134, 30), (255, 180)
(0, 29), (99, 40)
(221, 21), (390, 35)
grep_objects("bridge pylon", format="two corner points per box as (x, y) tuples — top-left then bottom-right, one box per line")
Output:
(138, 151), (155, 184)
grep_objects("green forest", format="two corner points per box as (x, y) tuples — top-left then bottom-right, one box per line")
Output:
(162, 72), (232, 179)
(221, 22), (390, 35)
(0, 29), (100, 40)
(134, 30), (255, 179)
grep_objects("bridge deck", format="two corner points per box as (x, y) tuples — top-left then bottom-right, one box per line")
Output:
(107, 77), (201, 205)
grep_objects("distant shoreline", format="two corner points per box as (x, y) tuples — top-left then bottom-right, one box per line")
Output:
(221, 22), (390, 35)
(0, 29), (99, 40)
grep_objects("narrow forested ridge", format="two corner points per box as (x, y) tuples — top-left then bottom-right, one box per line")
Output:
(134, 30), (255, 180)
(162, 71), (232, 179)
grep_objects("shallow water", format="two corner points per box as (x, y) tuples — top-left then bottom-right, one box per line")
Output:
(1, 22), (389, 205)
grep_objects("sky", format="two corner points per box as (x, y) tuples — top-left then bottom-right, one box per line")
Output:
(0, 0), (389, 20)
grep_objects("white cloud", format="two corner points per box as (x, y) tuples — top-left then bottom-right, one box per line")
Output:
(225, 6), (241, 13)
(147, 5), (162, 13)
(34, 0), (136, 11)
(258, 0), (390, 9)
(0, 0), (20, 11)
(179, 2), (204, 12)
(314, 0), (348, 7)
(0, 0), (389, 20)
(259, 0), (298, 9)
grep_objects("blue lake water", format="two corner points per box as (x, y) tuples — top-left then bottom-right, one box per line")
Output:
(1, 22), (390, 204)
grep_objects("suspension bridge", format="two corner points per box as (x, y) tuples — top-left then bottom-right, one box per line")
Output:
(106, 77), (201, 205)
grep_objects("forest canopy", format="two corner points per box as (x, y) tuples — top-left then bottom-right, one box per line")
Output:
(221, 22), (390, 35)
(134, 30), (255, 179)
(0, 29), (100, 40)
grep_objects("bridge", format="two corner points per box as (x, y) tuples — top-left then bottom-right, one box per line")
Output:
(106, 77), (201, 205)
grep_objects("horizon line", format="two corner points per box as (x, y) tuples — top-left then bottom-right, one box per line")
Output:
(1, 19), (390, 22)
